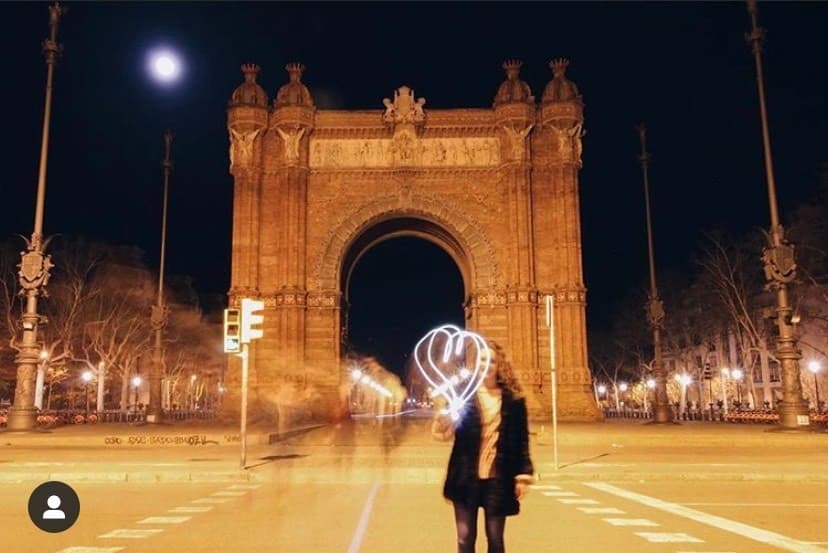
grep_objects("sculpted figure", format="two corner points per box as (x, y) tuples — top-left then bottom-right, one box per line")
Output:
(276, 127), (306, 164)
(229, 128), (261, 168)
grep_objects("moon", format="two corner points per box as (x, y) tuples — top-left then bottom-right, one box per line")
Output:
(148, 49), (182, 83)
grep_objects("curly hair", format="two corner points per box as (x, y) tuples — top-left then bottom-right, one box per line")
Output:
(486, 340), (524, 399)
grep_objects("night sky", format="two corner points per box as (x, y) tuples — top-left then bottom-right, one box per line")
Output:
(1, 2), (826, 376)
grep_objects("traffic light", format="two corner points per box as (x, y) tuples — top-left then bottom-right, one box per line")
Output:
(240, 298), (265, 343)
(223, 308), (241, 353)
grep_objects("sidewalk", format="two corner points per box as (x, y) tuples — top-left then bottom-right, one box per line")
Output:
(0, 419), (825, 485)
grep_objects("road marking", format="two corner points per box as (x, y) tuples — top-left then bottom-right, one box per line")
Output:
(685, 503), (828, 508)
(99, 529), (163, 539)
(191, 498), (232, 504)
(137, 516), (191, 524)
(603, 518), (659, 527)
(578, 507), (626, 515)
(635, 532), (704, 543)
(210, 491), (247, 497)
(676, 551), (737, 553)
(55, 548), (125, 553)
(530, 484), (561, 490)
(587, 482), (828, 553)
(226, 484), (261, 490)
(347, 482), (381, 553)
(169, 506), (213, 513)
(558, 498), (600, 505)
(542, 491), (578, 497)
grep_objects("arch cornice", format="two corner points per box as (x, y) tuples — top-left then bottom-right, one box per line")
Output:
(313, 192), (501, 291)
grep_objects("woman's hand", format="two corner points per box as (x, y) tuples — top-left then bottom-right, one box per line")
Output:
(514, 481), (530, 501)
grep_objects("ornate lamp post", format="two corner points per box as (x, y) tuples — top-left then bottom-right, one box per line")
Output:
(731, 368), (744, 408)
(637, 124), (673, 423)
(146, 130), (173, 424)
(744, 0), (810, 429)
(6, 3), (65, 431)
(131, 375), (142, 418)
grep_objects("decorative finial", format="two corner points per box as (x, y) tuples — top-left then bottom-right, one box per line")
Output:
(550, 58), (570, 77)
(285, 62), (306, 81)
(241, 64), (260, 82)
(502, 59), (523, 77)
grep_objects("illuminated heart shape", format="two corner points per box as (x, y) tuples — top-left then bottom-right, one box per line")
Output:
(413, 324), (491, 421)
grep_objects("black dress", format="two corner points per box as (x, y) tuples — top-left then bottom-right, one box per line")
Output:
(441, 388), (534, 516)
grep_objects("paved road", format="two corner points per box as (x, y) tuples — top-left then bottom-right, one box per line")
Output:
(3, 479), (827, 552)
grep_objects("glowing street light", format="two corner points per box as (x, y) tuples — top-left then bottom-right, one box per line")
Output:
(131, 375), (142, 418)
(731, 368), (744, 407)
(81, 370), (93, 418)
(808, 361), (821, 413)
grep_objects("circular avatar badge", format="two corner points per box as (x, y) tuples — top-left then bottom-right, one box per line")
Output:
(27, 481), (81, 533)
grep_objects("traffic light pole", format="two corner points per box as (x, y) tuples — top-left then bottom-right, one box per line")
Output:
(240, 342), (249, 470)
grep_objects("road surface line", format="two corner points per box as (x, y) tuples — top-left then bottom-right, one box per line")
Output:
(191, 497), (232, 504)
(578, 507), (626, 515)
(210, 491), (247, 497)
(169, 506), (213, 513)
(542, 491), (578, 497)
(603, 518), (659, 527)
(530, 484), (561, 490)
(98, 529), (163, 539)
(347, 482), (381, 553)
(55, 548), (125, 553)
(684, 503), (828, 508)
(137, 516), (191, 524)
(635, 532), (704, 543)
(587, 482), (828, 553)
(558, 498), (600, 505)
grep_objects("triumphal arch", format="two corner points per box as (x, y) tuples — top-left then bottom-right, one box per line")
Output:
(225, 59), (602, 422)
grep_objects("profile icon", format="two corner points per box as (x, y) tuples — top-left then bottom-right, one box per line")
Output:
(42, 495), (66, 520)
(28, 481), (80, 532)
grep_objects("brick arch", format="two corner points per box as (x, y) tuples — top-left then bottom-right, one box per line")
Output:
(314, 192), (500, 292)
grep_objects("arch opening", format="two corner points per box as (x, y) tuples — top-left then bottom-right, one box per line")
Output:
(341, 219), (466, 389)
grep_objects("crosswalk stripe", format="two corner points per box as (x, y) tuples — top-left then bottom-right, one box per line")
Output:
(588, 482), (828, 553)
(578, 507), (625, 515)
(55, 548), (125, 553)
(530, 484), (561, 490)
(137, 516), (191, 524)
(99, 529), (164, 539)
(558, 498), (600, 505)
(603, 518), (659, 527)
(169, 506), (213, 513)
(226, 484), (261, 490)
(191, 498), (232, 504)
(211, 491), (247, 497)
(542, 491), (578, 497)
(635, 533), (704, 543)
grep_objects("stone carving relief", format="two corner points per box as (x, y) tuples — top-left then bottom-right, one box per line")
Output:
(229, 128), (262, 169)
(552, 123), (584, 164)
(502, 125), (533, 161)
(276, 127), (306, 165)
(382, 85), (426, 128)
(309, 137), (500, 169)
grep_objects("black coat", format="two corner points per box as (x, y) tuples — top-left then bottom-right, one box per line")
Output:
(442, 388), (534, 516)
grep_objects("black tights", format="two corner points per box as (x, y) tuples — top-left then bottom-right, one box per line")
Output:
(453, 502), (506, 553)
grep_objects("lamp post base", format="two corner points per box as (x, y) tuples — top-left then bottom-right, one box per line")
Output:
(3, 407), (40, 432)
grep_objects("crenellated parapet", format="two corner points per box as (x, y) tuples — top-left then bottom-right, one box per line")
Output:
(227, 64), (269, 175)
(493, 60), (536, 164)
(538, 59), (584, 168)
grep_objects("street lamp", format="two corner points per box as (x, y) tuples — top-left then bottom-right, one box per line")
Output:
(6, 3), (65, 432)
(720, 368), (731, 415)
(147, 130), (173, 424)
(637, 125), (673, 424)
(81, 370), (93, 418)
(131, 375), (142, 418)
(808, 361), (821, 413)
(744, 0), (810, 429)
(731, 368), (744, 407)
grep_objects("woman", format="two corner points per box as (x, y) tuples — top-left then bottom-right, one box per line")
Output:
(432, 340), (535, 553)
